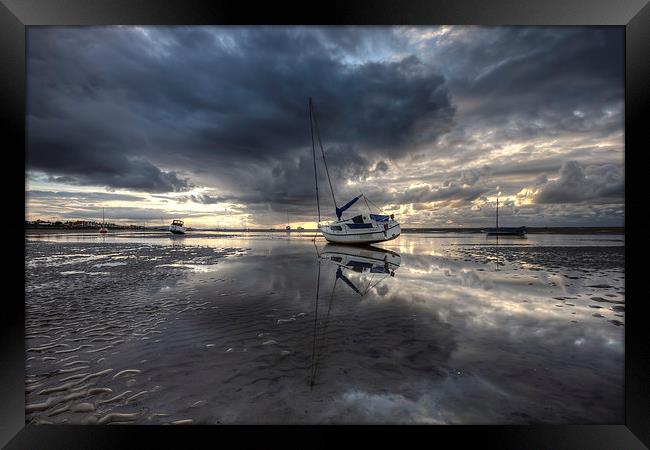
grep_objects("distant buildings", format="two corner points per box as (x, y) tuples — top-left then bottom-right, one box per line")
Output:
(25, 219), (143, 230)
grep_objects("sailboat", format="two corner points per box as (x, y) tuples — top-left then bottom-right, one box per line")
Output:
(485, 191), (526, 237)
(308, 98), (401, 245)
(99, 208), (108, 234)
(285, 210), (291, 231)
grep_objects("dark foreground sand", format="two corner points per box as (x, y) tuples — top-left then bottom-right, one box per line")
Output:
(25, 234), (624, 424)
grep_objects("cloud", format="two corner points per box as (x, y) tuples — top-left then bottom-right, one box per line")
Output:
(531, 161), (623, 204)
(432, 27), (624, 135)
(179, 193), (229, 204)
(25, 26), (624, 226)
(57, 207), (194, 222)
(391, 166), (493, 206)
(46, 162), (190, 193)
(402, 183), (489, 204)
(27, 27), (454, 196)
(26, 190), (145, 201)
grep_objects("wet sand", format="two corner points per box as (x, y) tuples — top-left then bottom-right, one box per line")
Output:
(25, 232), (624, 424)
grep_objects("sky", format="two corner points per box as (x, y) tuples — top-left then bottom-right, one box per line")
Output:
(25, 26), (624, 228)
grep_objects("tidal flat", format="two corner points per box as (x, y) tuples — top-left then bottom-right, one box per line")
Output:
(25, 231), (624, 424)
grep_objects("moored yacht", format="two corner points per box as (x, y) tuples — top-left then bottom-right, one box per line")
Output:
(485, 191), (527, 238)
(308, 98), (401, 245)
(319, 204), (401, 244)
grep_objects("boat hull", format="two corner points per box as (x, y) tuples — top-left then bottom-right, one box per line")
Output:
(486, 231), (526, 237)
(485, 226), (527, 237)
(169, 225), (186, 234)
(320, 223), (401, 245)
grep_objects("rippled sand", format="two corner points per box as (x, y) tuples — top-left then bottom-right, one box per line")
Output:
(25, 232), (624, 424)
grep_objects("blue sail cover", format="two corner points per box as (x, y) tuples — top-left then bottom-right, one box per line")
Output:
(370, 214), (389, 222)
(336, 267), (362, 295)
(336, 195), (362, 220)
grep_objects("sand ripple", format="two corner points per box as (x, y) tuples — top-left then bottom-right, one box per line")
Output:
(25, 241), (242, 424)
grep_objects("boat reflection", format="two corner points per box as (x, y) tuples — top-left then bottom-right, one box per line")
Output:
(309, 244), (401, 389)
(320, 244), (400, 294)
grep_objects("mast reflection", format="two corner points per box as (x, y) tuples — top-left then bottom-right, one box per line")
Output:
(309, 244), (401, 389)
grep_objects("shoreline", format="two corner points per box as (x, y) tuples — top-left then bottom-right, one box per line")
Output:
(25, 226), (624, 235)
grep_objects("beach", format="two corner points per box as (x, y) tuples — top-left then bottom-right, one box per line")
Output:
(25, 231), (624, 424)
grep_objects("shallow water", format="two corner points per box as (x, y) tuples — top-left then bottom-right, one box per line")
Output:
(25, 231), (624, 424)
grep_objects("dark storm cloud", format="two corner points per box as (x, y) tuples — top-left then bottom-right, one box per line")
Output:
(26, 26), (624, 226)
(27, 110), (191, 192)
(27, 26), (454, 197)
(441, 27), (624, 140)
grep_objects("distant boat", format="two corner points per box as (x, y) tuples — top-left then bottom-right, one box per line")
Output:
(297, 226), (304, 231)
(487, 226), (527, 237)
(286, 210), (291, 231)
(99, 208), (108, 234)
(169, 219), (186, 235)
(308, 98), (401, 245)
(485, 192), (526, 237)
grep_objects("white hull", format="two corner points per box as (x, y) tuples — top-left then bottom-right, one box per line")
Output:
(169, 225), (186, 234)
(321, 244), (401, 272)
(320, 221), (401, 244)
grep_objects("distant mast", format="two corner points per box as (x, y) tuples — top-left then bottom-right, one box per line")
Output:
(99, 208), (108, 234)
(496, 192), (499, 230)
(486, 188), (526, 237)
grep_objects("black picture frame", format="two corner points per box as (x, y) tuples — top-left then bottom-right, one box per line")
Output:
(3, 0), (648, 448)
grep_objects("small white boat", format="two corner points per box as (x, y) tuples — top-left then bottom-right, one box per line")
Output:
(169, 219), (186, 235)
(308, 98), (401, 245)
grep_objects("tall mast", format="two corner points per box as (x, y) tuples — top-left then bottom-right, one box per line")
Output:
(102, 207), (105, 226)
(310, 99), (337, 212)
(309, 98), (321, 223)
